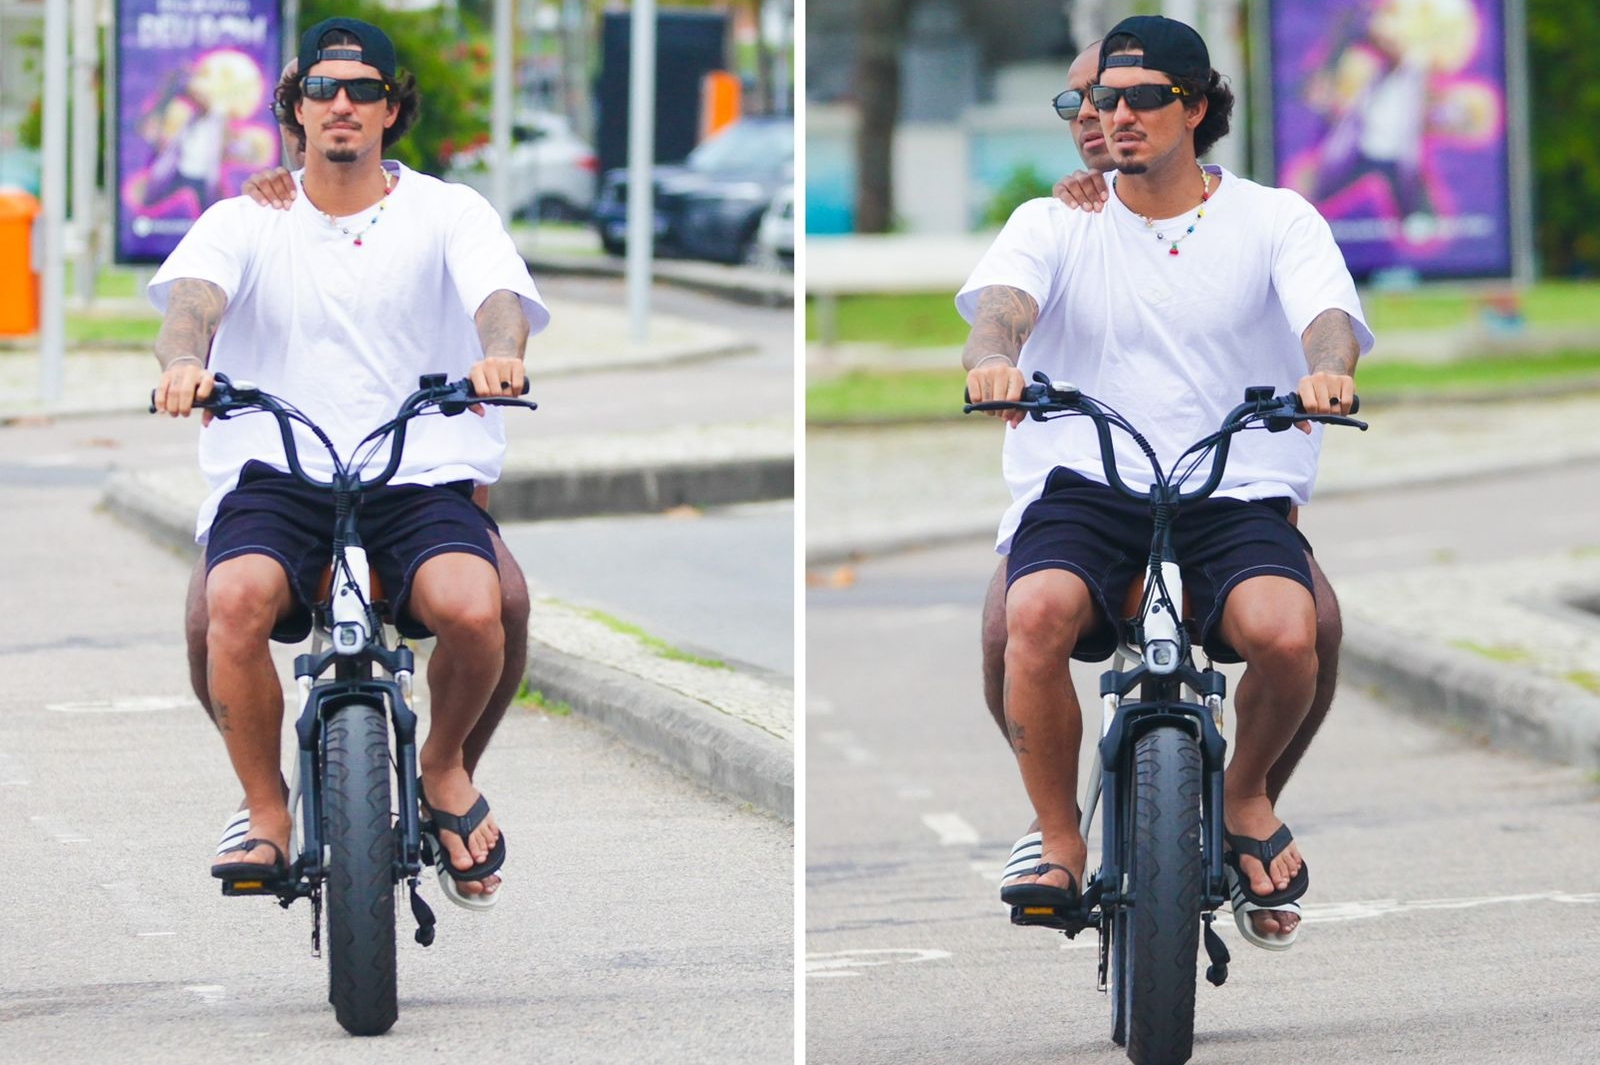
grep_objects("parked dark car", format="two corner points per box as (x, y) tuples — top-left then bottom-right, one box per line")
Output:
(592, 115), (794, 264)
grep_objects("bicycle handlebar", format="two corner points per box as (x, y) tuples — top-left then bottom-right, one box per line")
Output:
(963, 373), (1367, 505)
(149, 372), (538, 492)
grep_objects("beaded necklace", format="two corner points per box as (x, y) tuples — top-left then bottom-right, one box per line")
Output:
(1119, 164), (1211, 257)
(320, 168), (394, 247)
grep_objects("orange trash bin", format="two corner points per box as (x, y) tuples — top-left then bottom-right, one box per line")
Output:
(0, 188), (41, 336)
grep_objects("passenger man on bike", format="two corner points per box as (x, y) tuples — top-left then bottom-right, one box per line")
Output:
(977, 37), (1354, 943)
(150, 16), (547, 906)
(182, 56), (534, 905)
(961, 16), (1373, 949)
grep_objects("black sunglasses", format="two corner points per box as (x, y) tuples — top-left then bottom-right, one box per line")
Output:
(1052, 89), (1092, 120)
(1088, 83), (1192, 112)
(301, 75), (391, 103)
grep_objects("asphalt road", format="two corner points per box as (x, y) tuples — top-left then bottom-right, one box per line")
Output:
(499, 500), (794, 678)
(805, 461), (1600, 1065)
(0, 275), (796, 1062)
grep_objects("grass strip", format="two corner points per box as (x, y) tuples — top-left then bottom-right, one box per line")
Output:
(580, 607), (729, 670)
(805, 280), (1600, 347)
(807, 349), (1600, 424)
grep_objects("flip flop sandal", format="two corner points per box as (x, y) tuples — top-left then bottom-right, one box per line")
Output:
(420, 792), (507, 912)
(215, 808), (250, 856)
(1223, 824), (1309, 952)
(211, 838), (290, 885)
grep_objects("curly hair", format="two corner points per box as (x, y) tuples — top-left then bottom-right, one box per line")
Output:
(272, 28), (421, 152)
(1100, 33), (1234, 159)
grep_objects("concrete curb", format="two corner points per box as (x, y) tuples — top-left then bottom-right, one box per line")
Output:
(494, 457), (794, 521)
(1340, 616), (1600, 772)
(525, 641), (793, 821)
(523, 251), (793, 308)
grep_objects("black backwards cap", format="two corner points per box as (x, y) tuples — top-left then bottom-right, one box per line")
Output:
(1099, 15), (1210, 82)
(298, 16), (398, 81)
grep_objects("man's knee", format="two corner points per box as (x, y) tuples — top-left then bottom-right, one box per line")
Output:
(1226, 579), (1317, 673)
(206, 557), (288, 646)
(412, 555), (503, 647)
(1005, 570), (1094, 668)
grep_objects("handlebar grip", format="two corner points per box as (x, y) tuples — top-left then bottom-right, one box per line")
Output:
(1290, 393), (1360, 415)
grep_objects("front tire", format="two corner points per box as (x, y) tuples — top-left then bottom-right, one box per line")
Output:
(323, 701), (398, 1036)
(1125, 725), (1203, 1065)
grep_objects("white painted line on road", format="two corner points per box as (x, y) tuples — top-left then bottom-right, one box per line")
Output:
(921, 812), (979, 846)
(185, 985), (227, 1004)
(817, 729), (877, 765)
(1298, 890), (1600, 925)
(46, 696), (194, 714)
(30, 815), (89, 844)
(806, 948), (953, 978)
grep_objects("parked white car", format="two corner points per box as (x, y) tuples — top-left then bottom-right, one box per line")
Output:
(755, 184), (793, 270)
(446, 112), (598, 221)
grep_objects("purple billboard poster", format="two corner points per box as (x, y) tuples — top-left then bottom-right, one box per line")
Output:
(1269, 0), (1512, 280)
(115, 0), (283, 264)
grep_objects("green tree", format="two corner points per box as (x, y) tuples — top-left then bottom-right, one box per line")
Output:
(1528, 0), (1600, 275)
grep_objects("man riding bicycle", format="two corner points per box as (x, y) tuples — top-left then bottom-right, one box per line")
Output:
(150, 16), (548, 908)
(181, 55), (535, 907)
(961, 16), (1373, 949)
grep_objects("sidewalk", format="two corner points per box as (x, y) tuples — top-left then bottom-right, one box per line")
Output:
(806, 391), (1600, 772)
(2, 295), (795, 821)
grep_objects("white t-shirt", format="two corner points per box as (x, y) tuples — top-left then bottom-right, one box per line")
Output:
(149, 161), (550, 542)
(957, 166), (1374, 554)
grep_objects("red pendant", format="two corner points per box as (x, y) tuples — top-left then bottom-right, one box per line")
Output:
(1168, 245), (1179, 256)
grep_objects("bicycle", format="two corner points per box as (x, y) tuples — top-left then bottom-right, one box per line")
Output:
(965, 373), (1365, 1065)
(152, 372), (537, 1036)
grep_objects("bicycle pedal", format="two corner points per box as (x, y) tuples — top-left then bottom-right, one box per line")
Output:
(1010, 904), (1086, 935)
(221, 879), (282, 897)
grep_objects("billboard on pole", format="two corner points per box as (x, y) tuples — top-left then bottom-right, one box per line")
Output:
(1267, 0), (1515, 281)
(114, 0), (283, 264)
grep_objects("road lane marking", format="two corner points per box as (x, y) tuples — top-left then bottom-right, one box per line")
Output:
(45, 696), (194, 714)
(30, 815), (89, 844)
(185, 985), (227, 1003)
(806, 948), (952, 978)
(921, 812), (979, 846)
(817, 729), (877, 765)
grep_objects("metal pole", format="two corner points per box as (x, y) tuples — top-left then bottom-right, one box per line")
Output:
(1504, 0), (1535, 284)
(625, 0), (656, 345)
(71, 0), (97, 305)
(40, 0), (69, 404)
(491, 0), (513, 223)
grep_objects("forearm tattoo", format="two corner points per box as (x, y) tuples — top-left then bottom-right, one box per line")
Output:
(154, 279), (227, 369)
(1302, 308), (1360, 377)
(474, 290), (529, 362)
(962, 285), (1039, 370)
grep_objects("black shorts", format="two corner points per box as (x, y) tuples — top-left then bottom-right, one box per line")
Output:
(205, 460), (500, 642)
(1006, 468), (1314, 663)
